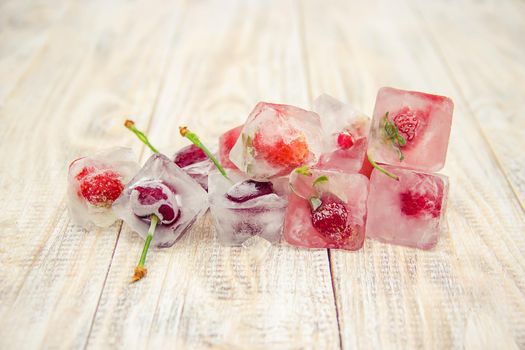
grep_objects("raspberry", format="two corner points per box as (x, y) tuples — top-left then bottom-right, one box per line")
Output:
(173, 144), (207, 168)
(77, 168), (124, 207)
(311, 193), (354, 243)
(400, 188), (443, 218)
(392, 107), (422, 142)
(337, 131), (354, 149)
(252, 129), (309, 169)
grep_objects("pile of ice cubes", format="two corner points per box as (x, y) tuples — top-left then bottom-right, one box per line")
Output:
(68, 87), (453, 252)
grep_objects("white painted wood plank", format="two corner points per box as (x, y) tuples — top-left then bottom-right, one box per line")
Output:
(87, 0), (340, 349)
(410, 0), (525, 208)
(300, 0), (525, 348)
(0, 0), (182, 348)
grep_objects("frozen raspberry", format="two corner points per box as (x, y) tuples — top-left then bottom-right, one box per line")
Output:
(173, 144), (207, 168)
(400, 188), (443, 218)
(252, 129), (309, 169)
(392, 107), (422, 142)
(337, 131), (354, 149)
(311, 193), (354, 243)
(219, 125), (243, 169)
(225, 180), (274, 203)
(77, 167), (124, 207)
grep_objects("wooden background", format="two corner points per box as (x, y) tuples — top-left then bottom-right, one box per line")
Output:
(1, 0), (524, 349)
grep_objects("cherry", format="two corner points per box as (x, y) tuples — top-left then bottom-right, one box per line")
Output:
(76, 167), (124, 207)
(337, 131), (354, 149)
(225, 180), (274, 203)
(173, 144), (207, 168)
(311, 193), (354, 243)
(130, 180), (180, 225)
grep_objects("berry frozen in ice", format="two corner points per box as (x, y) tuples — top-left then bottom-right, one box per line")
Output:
(284, 167), (368, 250)
(225, 179), (275, 203)
(366, 165), (448, 249)
(113, 153), (208, 249)
(173, 144), (207, 168)
(367, 87), (453, 172)
(313, 94), (371, 175)
(67, 147), (140, 228)
(229, 102), (324, 179)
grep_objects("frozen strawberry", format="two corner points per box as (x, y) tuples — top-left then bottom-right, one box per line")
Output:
(67, 147), (140, 228)
(311, 193), (355, 243)
(219, 124), (243, 169)
(229, 102), (323, 179)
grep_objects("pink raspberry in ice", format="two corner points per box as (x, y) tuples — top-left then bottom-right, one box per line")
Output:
(311, 193), (354, 243)
(392, 107), (422, 142)
(400, 181), (443, 218)
(76, 167), (124, 208)
(337, 131), (355, 149)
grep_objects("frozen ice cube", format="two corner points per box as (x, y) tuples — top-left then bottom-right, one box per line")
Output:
(67, 147), (140, 228)
(366, 165), (448, 249)
(219, 124), (243, 170)
(113, 153), (208, 248)
(283, 168), (369, 250)
(208, 170), (288, 246)
(313, 94), (372, 176)
(368, 87), (453, 172)
(173, 144), (213, 191)
(229, 102), (324, 179)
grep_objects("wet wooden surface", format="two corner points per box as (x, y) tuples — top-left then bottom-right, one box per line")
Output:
(0, 0), (524, 349)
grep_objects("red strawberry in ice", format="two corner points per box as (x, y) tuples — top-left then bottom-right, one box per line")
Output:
(252, 128), (309, 169)
(399, 178), (444, 218)
(219, 124), (243, 169)
(337, 131), (354, 149)
(392, 107), (422, 142)
(76, 167), (124, 208)
(311, 193), (354, 243)
(173, 144), (207, 168)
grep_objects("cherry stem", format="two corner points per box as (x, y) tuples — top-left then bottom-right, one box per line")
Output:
(367, 152), (399, 181)
(125, 120), (160, 154)
(179, 126), (229, 180)
(131, 214), (158, 283)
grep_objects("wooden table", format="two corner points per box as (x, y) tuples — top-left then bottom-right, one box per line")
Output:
(1, 0), (524, 348)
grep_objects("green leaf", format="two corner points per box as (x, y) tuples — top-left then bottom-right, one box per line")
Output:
(295, 166), (312, 176)
(313, 175), (329, 186)
(309, 197), (322, 211)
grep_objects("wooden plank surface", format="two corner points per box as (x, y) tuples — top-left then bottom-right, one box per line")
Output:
(0, 0), (524, 349)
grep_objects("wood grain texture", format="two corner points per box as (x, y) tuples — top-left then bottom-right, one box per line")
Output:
(86, 0), (340, 349)
(300, 0), (525, 348)
(0, 0), (182, 348)
(0, 0), (523, 349)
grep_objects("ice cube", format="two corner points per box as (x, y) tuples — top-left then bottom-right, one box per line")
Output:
(208, 170), (288, 246)
(366, 165), (448, 249)
(68, 147), (140, 228)
(113, 153), (208, 248)
(173, 144), (213, 191)
(313, 94), (372, 176)
(367, 87), (453, 172)
(283, 168), (369, 250)
(229, 102), (324, 179)
(219, 124), (243, 170)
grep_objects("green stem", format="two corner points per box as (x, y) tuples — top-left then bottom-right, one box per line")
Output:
(138, 215), (158, 267)
(125, 120), (159, 154)
(367, 152), (399, 181)
(179, 126), (229, 180)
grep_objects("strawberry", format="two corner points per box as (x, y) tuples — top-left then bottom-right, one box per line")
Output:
(77, 167), (124, 207)
(311, 193), (354, 243)
(252, 128), (309, 169)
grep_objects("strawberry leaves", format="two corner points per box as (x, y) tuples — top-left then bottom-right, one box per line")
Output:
(381, 112), (406, 161)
